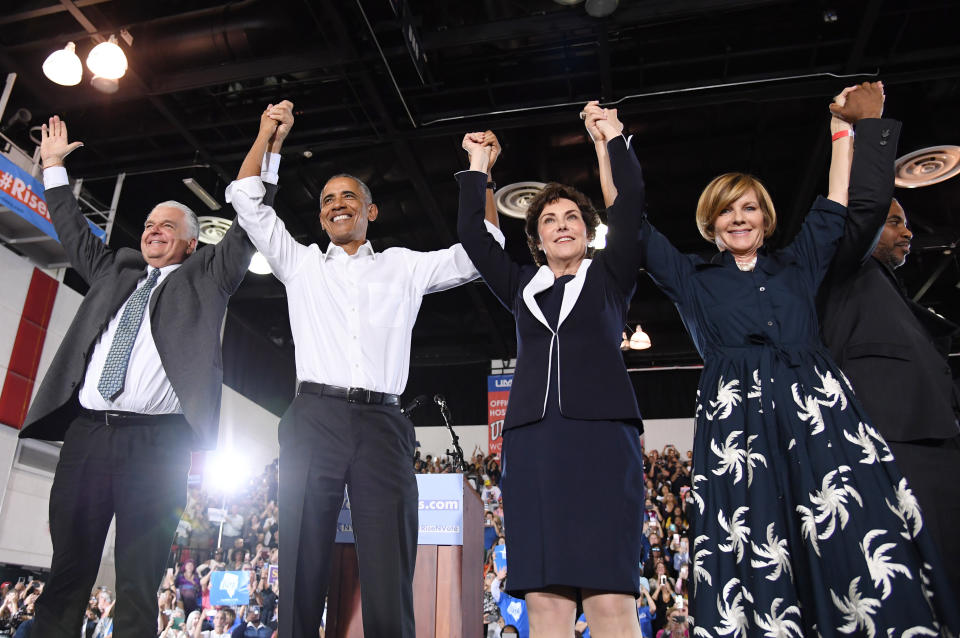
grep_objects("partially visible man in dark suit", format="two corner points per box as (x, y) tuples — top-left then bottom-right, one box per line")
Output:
(820, 83), (960, 602)
(22, 103), (293, 637)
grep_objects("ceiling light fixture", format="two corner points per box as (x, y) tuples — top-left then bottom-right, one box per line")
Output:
(90, 76), (119, 94)
(42, 42), (83, 86)
(248, 252), (273, 275)
(590, 222), (608, 249)
(621, 324), (652, 350)
(585, 0), (619, 18)
(86, 35), (128, 80)
(183, 178), (222, 211)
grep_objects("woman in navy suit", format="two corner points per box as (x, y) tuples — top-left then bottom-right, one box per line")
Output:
(456, 103), (645, 637)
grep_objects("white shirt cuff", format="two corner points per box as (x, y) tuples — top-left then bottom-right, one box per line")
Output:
(484, 220), (506, 248)
(261, 152), (281, 185)
(225, 176), (266, 204)
(43, 166), (69, 190)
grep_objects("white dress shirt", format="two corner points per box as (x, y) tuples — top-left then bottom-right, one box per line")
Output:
(226, 176), (504, 395)
(44, 156), (281, 414)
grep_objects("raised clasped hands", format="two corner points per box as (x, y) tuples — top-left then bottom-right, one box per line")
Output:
(829, 81), (884, 128)
(483, 130), (501, 172)
(582, 100), (624, 143)
(462, 131), (493, 172)
(40, 115), (84, 168)
(265, 100), (295, 152)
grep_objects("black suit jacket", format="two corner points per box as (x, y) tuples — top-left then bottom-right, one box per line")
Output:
(818, 118), (960, 441)
(457, 137), (643, 431)
(19, 181), (276, 449)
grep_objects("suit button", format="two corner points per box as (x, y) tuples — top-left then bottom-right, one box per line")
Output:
(881, 129), (890, 138)
(880, 140), (887, 146)
(767, 321), (774, 326)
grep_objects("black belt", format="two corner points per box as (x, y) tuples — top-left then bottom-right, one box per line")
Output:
(298, 382), (400, 406)
(81, 409), (187, 426)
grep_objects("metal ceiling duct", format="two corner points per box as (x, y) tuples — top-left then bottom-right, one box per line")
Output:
(494, 181), (546, 219)
(197, 216), (232, 245)
(894, 145), (960, 188)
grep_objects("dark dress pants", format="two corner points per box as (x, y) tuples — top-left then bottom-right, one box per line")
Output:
(888, 435), (960, 606)
(277, 392), (418, 638)
(33, 412), (192, 638)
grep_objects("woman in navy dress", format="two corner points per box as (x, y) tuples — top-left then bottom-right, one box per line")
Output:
(456, 104), (645, 636)
(593, 85), (959, 635)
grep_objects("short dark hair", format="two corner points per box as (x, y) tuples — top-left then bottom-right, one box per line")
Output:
(323, 173), (373, 207)
(523, 183), (600, 266)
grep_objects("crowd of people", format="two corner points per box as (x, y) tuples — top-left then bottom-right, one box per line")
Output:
(62, 440), (691, 638)
(0, 579), (42, 636)
(49, 459), (282, 637)
(474, 444), (695, 638)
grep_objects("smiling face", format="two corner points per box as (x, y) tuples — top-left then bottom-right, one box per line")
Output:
(319, 176), (378, 254)
(873, 199), (912, 269)
(141, 206), (197, 268)
(712, 189), (767, 259)
(537, 198), (590, 270)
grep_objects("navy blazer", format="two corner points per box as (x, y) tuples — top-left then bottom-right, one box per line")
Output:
(20, 183), (272, 449)
(457, 137), (643, 431)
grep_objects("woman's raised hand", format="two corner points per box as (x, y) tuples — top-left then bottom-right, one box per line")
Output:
(462, 131), (491, 172)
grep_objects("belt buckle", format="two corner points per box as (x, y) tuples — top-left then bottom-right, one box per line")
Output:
(346, 387), (369, 404)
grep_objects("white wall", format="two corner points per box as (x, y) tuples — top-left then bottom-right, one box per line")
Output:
(413, 424), (488, 460)
(411, 418), (696, 461)
(642, 417), (695, 456)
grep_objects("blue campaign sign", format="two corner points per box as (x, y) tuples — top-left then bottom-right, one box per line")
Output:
(336, 474), (464, 545)
(0, 154), (105, 242)
(493, 544), (507, 572)
(208, 570), (251, 606)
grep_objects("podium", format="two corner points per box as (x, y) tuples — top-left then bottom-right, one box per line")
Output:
(326, 476), (484, 638)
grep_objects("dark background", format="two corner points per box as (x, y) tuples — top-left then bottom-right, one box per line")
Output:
(2, 0), (957, 426)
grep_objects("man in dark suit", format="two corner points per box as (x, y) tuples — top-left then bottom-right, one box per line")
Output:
(820, 84), (960, 602)
(22, 104), (292, 637)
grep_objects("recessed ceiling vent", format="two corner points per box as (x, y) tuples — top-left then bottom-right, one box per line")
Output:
(494, 181), (546, 219)
(895, 145), (960, 188)
(197, 216), (233, 245)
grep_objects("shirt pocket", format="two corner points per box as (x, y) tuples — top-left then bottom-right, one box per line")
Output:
(366, 282), (407, 328)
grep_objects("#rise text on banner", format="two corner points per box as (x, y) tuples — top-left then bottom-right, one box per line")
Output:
(0, 154), (106, 242)
(487, 374), (512, 455)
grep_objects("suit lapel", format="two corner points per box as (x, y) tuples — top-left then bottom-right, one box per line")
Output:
(520, 260), (593, 330)
(557, 259), (591, 327)
(521, 266), (556, 330)
(109, 267), (146, 317)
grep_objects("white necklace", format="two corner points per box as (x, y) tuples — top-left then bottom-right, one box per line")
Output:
(734, 255), (757, 271)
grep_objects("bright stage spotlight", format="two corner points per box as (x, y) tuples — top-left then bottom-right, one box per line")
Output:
(204, 448), (251, 495)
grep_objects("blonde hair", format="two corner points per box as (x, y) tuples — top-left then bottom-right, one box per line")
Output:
(695, 173), (776, 243)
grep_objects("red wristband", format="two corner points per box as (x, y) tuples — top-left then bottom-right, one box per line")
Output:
(832, 129), (853, 142)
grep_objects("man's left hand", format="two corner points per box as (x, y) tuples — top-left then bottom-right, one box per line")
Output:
(830, 81), (884, 123)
